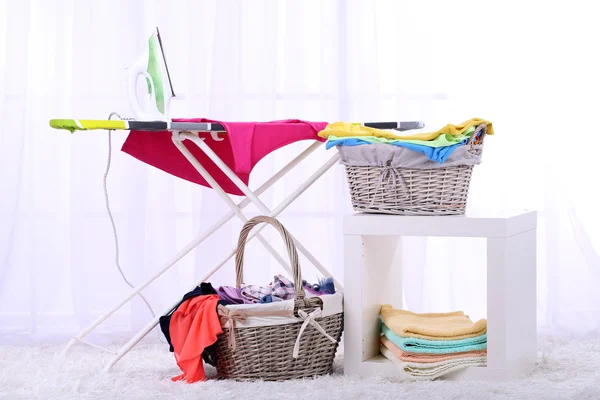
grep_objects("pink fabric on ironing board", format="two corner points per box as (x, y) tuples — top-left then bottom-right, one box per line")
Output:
(121, 118), (327, 195)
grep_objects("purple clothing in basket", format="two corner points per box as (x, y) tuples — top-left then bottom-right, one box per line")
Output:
(217, 286), (253, 305)
(239, 274), (336, 303)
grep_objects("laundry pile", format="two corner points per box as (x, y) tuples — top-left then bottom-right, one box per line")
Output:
(379, 305), (488, 380)
(159, 275), (336, 383)
(318, 118), (493, 167)
(233, 274), (335, 304)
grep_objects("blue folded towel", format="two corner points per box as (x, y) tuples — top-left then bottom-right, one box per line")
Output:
(381, 323), (487, 354)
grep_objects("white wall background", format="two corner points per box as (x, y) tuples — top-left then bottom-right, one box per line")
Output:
(1, 0), (600, 345)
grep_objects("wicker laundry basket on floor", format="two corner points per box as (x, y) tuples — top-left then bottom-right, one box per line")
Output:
(342, 124), (487, 216)
(214, 216), (343, 381)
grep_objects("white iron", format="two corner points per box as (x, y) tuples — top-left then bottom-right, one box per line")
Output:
(126, 27), (175, 121)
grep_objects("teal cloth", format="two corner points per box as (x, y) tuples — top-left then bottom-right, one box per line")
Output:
(381, 323), (487, 354)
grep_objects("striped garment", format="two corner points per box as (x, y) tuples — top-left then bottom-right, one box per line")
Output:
(240, 274), (296, 303)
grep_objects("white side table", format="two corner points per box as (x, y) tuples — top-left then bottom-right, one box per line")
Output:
(343, 210), (537, 381)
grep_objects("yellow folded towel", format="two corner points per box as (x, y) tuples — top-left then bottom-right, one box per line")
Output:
(380, 305), (487, 341)
(318, 118), (494, 141)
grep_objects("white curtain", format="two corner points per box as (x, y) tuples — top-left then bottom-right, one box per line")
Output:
(1, 0), (599, 346)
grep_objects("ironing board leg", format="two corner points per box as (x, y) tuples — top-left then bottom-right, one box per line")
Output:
(103, 151), (341, 372)
(60, 141), (323, 359)
(171, 135), (294, 277)
(182, 133), (343, 289)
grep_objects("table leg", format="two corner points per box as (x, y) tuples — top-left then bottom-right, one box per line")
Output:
(487, 229), (537, 378)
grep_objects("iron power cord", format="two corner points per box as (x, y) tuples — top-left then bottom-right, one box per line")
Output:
(105, 112), (157, 319)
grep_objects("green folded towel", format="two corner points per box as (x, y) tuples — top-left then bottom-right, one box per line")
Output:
(381, 323), (487, 354)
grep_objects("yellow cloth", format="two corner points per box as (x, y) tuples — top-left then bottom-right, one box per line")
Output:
(318, 118), (494, 141)
(380, 305), (487, 341)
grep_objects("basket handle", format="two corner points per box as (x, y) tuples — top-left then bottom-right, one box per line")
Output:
(468, 124), (487, 147)
(235, 216), (306, 300)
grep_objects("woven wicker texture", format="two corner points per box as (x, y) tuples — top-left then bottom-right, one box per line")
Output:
(215, 216), (343, 381)
(344, 125), (487, 216)
(215, 313), (343, 381)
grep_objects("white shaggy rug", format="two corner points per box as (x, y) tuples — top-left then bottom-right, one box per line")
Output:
(1, 336), (600, 400)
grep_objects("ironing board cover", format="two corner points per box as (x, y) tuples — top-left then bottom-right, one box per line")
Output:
(121, 118), (327, 195)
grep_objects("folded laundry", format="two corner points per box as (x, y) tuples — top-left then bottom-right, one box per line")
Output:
(380, 305), (487, 341)
(380, 345), (487, 380)
(318, 118), (494, 141)
(380, 336), (486, 363)
(337, 141), (483, 169)
(378, 305), (488, 380)
(381, 323), (487, 354)
(326, 125), (475, 149)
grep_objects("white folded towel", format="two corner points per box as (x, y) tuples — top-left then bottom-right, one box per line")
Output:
(380, 345), (487, 380)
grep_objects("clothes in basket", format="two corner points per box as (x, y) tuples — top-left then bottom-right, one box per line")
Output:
(324, 125), (478, 163)
(320, 119), (492, 216)
(159, 216), (343, 383)
(318, 118), (494, 142)
(160, 281), (342, 383)
(336, 141), (483, 169)
(239, 274), (336, 303)
(326, 125), (475, 148)
(321, 118), (491, 165)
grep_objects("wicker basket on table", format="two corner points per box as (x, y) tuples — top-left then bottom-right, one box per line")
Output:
(342, 124), (487, 216)
(214, 216), (343, 381)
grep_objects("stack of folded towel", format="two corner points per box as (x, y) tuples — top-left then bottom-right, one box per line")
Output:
(379, 305), (488, 380)
(318, 118), (494, 165)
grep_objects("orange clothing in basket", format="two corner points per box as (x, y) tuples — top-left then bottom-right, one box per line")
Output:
(169, 294), (222, 383)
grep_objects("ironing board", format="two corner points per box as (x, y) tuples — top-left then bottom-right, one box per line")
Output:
(50, 117), (424, 371)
